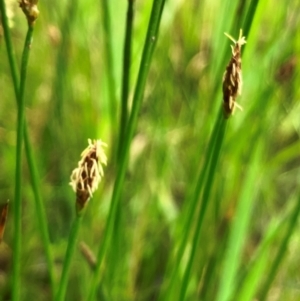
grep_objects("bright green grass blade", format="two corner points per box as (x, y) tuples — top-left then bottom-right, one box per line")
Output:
(258, 193), (300, 301)
(12, 24), (34, 301)
(101, 0), (118, 154)
(216, 143), (263, 301)
(235, 213), (291, 301)
(55, 215), (83, 301)
(117, 0), (134, 161)
(242, 0), (260, 39)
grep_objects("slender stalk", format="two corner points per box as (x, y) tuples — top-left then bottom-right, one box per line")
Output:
(179, 112), (228, 301)
(118, 0), (135, 160)
(12, 25), (34, 301)
(233, 213), (288, 301)
(110, 0), (135, 289)
(216, 144), (262, 301)
(242, 0), (260, 40)
(0, 1), (18, 86)
(0, 1), (56, 296)
(24, 128), (56, 294)
(87, 1), (165, 300)
(55, 215), (83, 301)
(101, 0), (118, 152)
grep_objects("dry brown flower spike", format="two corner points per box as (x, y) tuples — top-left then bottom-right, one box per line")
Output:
(70, 139), (107, 214)
(222, 29), (246, 118)
(19, 0), (39, 26)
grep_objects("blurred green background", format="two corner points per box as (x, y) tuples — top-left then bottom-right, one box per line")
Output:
(1, 0), (300, 300)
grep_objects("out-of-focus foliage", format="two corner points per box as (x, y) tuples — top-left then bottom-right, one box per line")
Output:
(0, 0), (300, 300)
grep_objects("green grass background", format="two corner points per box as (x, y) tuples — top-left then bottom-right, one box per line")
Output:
(0, 0), (300, 300)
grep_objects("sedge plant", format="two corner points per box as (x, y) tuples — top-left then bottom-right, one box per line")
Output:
(1, 0), (300, 300)
(0, 0), (56, 297)
(55, 139), (107, 301)
(3, 1), (41, 300)
(161, 29), (246, 301)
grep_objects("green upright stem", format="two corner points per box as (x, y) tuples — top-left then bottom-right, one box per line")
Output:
(24, 127), (56, 295)
(101, 0), (118, 152)
(0, 1), (56, 296)
(12, 26), (34, 301)
(87, 1), (165, 300)
(56, 215), (83, 301)
(118, 0), (135, 160)
(0, 1), (18, 86)
(216, 144), (262, 301)
(179, 113), (228, 301)
(242, 0), (260, 40)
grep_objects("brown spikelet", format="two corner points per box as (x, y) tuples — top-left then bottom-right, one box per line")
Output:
(222, 29), (246, 118)
(19, 0), (39, 26)
(70, 139), (107, 215)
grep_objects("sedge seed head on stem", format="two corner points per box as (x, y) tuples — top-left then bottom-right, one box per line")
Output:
(19, 0), (39, 26)
(70, 139), (107, 215)
(222, 29), (246, 118)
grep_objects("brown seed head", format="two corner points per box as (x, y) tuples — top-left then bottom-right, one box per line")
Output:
(222, 29), (246, 118)
(70, 139), (107, 214)
(19, 0), (39, 26)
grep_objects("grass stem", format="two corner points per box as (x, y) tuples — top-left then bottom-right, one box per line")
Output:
(0, 1), (56, 296)
(87, 1), (165, 300)
(259, 193), (300, 301)
(216, 144), (262, 301)
(101, 0), (118, 154)
(117, 0), (135, 161)
(24, 128), (56, 295)
(55, 215), (83, 301)
(12, 25), (34, 301)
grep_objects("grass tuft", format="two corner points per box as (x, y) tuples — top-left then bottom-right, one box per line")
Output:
(0, 0), (300, 300)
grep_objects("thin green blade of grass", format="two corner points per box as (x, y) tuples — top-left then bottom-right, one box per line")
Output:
(178, 113), (228, 301)
(101, 0), (118, 155)
(0, 1), (19, 85)
(12, 24), (34, 301)
(236, 247), (269, 301)
(258, 193), (300, 301)
(234, 214), (290, 301)
(241, 0), (260, 40)
(87, 1), (165, 300)
(0, 1), (56, 296)
(23, 128), (56, 294)
(55, 215), (83, 301)
(160, 108), (223, 301)
(215, 143), (263, 301)
(117, 0), (134, 161)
